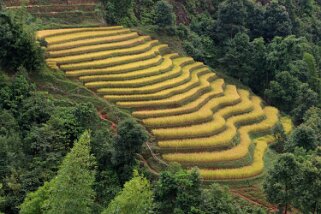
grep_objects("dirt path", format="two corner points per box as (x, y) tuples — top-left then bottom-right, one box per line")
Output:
(230, 190), (278, 212)
(137, 154), (160, 176)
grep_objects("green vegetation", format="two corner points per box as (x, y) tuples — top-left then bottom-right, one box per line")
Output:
(264, 153), (321, 213)
(0, 0), (320, 213)
(20, 131), (96, 214)
(102, 171), (154, 214)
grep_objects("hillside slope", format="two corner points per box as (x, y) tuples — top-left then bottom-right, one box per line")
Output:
(37, 26), (291, 180)
(3, 0), (102, 24)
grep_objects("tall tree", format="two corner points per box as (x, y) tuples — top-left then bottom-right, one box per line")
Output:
(102, 0), (134, 25)
(19, 131), (96, 214)
(102, 171), (154, 214)
(215, 0), (247, 41)
(112, 119), (148, 184)
(201, 183), (236, 214)
(265, 71), (301, 112)
(46, 130), (96, 214)
(291, 83), (319, 124)
(294, 156), (321, 213)
(263, 2), (292, 41)
(264, 154), (301, 213)
(285, 124), (318, 152)
(154, 164), (202, 214)
(303, 107), (321, 144)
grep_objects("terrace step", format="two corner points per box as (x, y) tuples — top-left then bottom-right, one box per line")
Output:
(6, 4), (96, 13)
(4, 0), (101, 24)
(4, 0), (99, 7)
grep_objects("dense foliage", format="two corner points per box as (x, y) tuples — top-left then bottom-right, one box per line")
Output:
(0, 12), (43, 73)
(264, 153), (321, 213)
(20, 131), (96, 214)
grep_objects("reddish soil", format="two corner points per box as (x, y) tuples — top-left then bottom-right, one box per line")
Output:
(97, 110), (117, 131)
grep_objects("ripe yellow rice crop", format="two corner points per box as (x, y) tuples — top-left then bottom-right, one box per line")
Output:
(79, 54), (176, 82)
(45, 28), (131, 45)
(198, 140), (268, 180)
(132, 79), (225, 119)
(143, 85), (240, 128)
(51, 40), (160, 65)
(65, 55), (163, 77)
(98, 60), (203, 96)
(47, 32), (139, 51)
(157, 96), (264, 148)
(85, 65), (182, 89)
(104, 66), (211, 103)
(84, 56), (192, 88)
(114, 72), (215, 107)
(60, 45), (169, 71)
(162, 107), (278, 162)
(37, 26), (123, 39)
(151, 90), (253, 139)
(280, 116), (293, 134)
(48, 36), (151, 58)
(40, 26), (284, 181)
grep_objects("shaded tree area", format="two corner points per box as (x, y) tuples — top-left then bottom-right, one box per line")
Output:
(20, 131), (96, 214)
(0, 9), (43, 73)
(153, 163), (266, 214)
(264, 153), (321, 214)
(0, 70), (152, 214)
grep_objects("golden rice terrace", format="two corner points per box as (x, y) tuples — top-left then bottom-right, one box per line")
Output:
(37, 26), (291, 180)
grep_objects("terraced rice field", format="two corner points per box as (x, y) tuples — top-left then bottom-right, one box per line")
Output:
(38, 26), (291, 180)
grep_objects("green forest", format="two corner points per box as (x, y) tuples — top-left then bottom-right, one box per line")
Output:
(0, 0), (320, 213)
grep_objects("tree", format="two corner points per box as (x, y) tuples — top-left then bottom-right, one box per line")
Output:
(245, 1), (265, 39)
(154, 0), (176, 29)
(265, 71), (301, 112)
(219, 33), (254, 83)
(263, 2), (292, 41)
(265, 36), (309, 82)
(112, 119), (148, 184)
(215, 0), (247, 41)
(102, 171), (154, 214)
(271, 122), (287, 153)
(291, 83), (319, 124)
(263, 153), (301, 214)
(303, 52), (320, 92)
(201, 183), (236, 214)
(0, 70), (35, 116)
(102, 0), (136, 26)
(20, 131), (96, 214)
(73, 102), (99, 130)
(303, 107), (321, 144)
(294, 156), (321, 213)
(46, 130), (96, 214)
(19, 181), (51, 214)
(18, 94), (52, 135)
(285, 125), (318, 152)
(154, 164), (202, 214)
